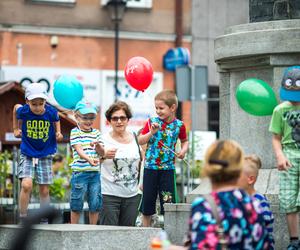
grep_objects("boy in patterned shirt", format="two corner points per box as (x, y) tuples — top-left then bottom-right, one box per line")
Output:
(70, 100), (104, 224)
(238, 154), (275, 249)
(138, 89), (189, 227)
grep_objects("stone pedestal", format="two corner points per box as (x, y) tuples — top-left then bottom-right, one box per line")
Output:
(164, 20), (300, 249)
(0, 224), (161, 250)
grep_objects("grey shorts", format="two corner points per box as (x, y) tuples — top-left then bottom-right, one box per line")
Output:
(18, 154), (53, 184)
(100, 194), (141, 226)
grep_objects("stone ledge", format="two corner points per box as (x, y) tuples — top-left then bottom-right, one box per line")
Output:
(215, 20), (300, 61)
(0, 224), (161, 250)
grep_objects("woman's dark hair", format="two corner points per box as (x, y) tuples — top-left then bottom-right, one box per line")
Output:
(105, 101), (133, 121)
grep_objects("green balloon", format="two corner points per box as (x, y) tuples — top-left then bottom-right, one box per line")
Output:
(236, 78), (278, 116)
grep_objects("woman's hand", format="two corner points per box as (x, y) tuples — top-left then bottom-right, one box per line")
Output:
(104, 148), (117, 159)
(91, 141), (105, 156)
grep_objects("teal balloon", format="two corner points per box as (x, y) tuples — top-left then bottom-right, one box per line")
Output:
(53, 75), (83, 109)
(236, 78), (278, 116)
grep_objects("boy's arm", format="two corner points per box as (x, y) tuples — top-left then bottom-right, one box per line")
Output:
(73, 144), (99, 166)
(177, 140), (189, 159)
(54, 121), (63, 141)
(138, 132), (152, 145)
(272, 133), (291, 171)
(13, 104), (23, 138)
(138, 122), (160, 145)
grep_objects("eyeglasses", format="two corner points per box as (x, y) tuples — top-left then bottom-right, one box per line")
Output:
(78, 115), (96, 121)
(110, 116), (128, 122)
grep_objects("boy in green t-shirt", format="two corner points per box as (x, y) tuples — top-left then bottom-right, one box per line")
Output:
(269, 66), (300, 250)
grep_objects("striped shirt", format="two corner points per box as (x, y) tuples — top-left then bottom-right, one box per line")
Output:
(70, 127), (103, 172)
(253, 193), (275, 249)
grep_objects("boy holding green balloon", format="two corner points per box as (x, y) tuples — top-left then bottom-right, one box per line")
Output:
(269, 66), (300, 250)
(13, 82), (63, 223)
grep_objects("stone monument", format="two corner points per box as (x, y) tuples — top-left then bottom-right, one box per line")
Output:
(164, 1), (300, 249)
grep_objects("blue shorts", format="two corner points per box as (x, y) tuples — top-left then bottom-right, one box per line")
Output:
(70, 171), (102, 212)
(18, 154), (53, 184)
(139, 169), (175, 216)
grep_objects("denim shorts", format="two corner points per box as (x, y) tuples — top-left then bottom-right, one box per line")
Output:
(18, 154), (53, 184)
(70, 171), (102, 212)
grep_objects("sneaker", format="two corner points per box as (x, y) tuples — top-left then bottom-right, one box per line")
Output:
(40, 218), (48, 224)
(287, 241), (299, 250)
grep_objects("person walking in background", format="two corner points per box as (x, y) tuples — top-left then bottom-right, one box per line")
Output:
(69, 100), (104, 224)
(12, 83), (63, 223)
(52, 154), (65, 178)
(138, 89), (189, 227)
(169, 140), (271, 250)
(99, 101), (142, 226)
(238, 154), (275, 249)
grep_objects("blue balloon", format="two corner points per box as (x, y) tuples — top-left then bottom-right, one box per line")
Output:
(53, 75), (83, 109)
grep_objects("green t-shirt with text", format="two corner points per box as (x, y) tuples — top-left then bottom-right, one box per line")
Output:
(269, 101), (300, 146)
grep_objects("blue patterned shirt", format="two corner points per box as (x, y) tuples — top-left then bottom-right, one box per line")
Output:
(141, 117), (187, 170)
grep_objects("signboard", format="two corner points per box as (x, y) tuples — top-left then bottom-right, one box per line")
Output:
(190, 131), (217, 160)
(100, 70), (163, 133)
(163, 47), (190, 72)
(1, 66), (163, 132)
(175, 65), (208, 101)
(5, 133), (21, 142)
(1, 66), (101, 107)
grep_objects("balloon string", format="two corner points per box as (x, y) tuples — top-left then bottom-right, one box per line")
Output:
(158, 141), (190, 166)
(58, 109), (73, 115)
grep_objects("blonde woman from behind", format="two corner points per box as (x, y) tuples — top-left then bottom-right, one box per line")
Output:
(169, 140), (271, 250)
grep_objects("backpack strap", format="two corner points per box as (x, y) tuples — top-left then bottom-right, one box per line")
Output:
(203, 194), (228, 250)
(133, 132), (143, 184)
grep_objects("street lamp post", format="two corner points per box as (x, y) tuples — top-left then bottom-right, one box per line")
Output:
(107, 0), (127, 102)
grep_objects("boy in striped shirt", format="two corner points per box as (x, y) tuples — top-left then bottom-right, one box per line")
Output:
(70, 100), (104, 224)
(238, 154), (275, 249)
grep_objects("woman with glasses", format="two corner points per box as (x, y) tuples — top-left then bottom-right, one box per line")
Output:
(99, 101), (142, 226)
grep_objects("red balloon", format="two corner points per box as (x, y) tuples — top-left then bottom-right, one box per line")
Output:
(124, 56), (153, 91)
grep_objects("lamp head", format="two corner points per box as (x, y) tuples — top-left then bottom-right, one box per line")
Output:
(106, 0), (127, 22)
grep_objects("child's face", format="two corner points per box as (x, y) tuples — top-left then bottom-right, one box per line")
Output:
(76, 113), (96, 131)
(237, 168), (256, 189)
(155, 100), (176, 122)
(26, 98), (46, 115)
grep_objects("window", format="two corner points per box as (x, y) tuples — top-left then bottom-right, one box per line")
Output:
(101, 0), (152, 9)
(27, 0), (76, 6)
(208, 86), (219, 137)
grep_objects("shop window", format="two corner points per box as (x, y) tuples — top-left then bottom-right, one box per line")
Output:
(208, 85), (219, 137)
